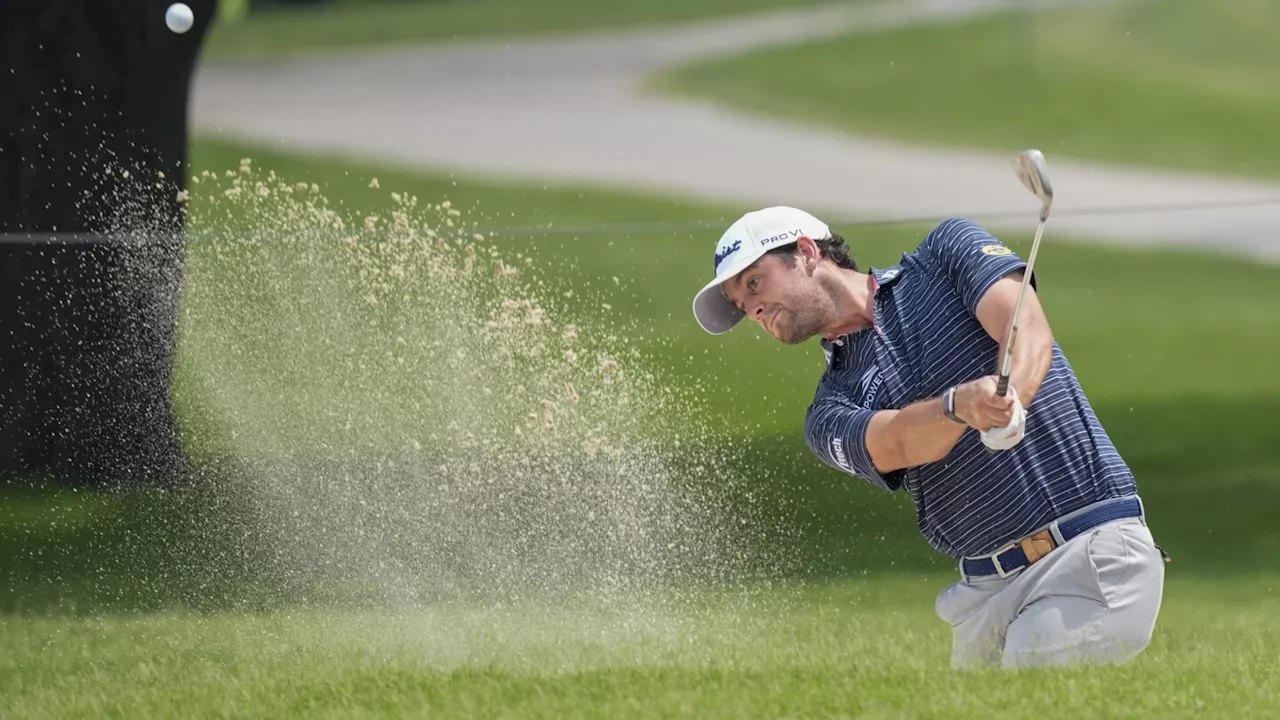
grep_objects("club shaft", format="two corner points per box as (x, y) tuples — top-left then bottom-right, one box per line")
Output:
(995, 212), (1047, 396)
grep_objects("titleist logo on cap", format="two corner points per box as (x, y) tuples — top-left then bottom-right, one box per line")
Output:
(713, 239), (741, 270)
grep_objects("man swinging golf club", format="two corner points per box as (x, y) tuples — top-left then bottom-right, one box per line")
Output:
(691, 151), (1166, 669)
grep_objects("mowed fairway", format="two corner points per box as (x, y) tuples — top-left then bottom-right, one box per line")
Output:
(654, 0), (1280, 180)
(167, 139), (1280, 575)
(3, 138), (1279, 718)
(4, 576), (1279, 719)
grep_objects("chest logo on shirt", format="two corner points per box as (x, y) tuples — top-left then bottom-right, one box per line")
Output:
(981, 243), (1013, 256)
(858, 365), (885, 407)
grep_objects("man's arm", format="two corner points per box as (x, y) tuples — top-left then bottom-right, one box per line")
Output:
(806, 395), (956, 487)
(806, 377), (1014, 479)
(923, 218), (1055, 409)
(974, 270), (1054, 408)
(863, 398), (966, 474)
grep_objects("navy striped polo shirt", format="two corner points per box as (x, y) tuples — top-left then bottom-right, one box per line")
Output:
(804, 217), (1137, 559)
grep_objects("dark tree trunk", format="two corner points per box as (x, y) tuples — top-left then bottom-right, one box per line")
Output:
(0, 0), (216, 486)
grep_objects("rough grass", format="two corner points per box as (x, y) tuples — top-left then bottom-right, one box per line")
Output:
(202, 0), (859, 62)
(652, 0), (1280, 180)
(168, 138), (1280, 576)
(3, 575), (1278, 719)
(4, 137), (1280, 717)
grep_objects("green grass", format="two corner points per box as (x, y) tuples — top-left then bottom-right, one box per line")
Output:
(4, 137), (1280, 717)
(653, 0), (1280, 180)
(203, 0), (857, 62)
(3, 575), (1279, 718)
(161, 137), (1280, 577)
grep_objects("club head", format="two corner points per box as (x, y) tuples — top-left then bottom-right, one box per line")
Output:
(1013, 149), (1054, 214)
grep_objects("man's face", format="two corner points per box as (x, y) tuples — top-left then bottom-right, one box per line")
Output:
(722, 244), (836, 345)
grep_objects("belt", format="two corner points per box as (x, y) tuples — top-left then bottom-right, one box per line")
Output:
(960, 496), (1145, 579)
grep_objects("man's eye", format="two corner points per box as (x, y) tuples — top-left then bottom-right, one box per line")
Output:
(748, 278), (760, 291)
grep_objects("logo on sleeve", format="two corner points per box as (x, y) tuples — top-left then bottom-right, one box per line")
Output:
(981, 243), (1013, 256)
(831, 437), (851, 472)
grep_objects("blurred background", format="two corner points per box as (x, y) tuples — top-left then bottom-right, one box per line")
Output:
(2, 0), (1279, 710)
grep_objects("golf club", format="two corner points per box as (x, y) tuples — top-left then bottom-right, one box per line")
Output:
(995, 148), (1054, 398)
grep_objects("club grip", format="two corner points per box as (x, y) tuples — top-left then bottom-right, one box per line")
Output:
(987, 374), (1013, 453)
(995, 374), (1010, 397)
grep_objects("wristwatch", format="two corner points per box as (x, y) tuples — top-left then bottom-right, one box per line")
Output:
(943, 386), (965, 424)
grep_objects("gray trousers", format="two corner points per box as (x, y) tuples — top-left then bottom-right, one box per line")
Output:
(934, 509), (1166, 669)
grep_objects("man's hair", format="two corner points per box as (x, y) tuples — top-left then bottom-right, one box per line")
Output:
(764, 232), (858, 271)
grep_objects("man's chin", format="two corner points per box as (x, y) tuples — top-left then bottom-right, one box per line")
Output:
(765, 315), (819, 345)
(774, 327), (816, 346)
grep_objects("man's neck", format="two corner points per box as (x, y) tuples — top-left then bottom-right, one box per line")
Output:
(822, 269), (877, 341)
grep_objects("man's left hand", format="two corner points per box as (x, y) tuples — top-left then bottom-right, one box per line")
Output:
(980, 388), (1026, 451)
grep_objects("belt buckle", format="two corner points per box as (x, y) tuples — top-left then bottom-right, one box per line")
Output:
(988, 541), (1021, 578)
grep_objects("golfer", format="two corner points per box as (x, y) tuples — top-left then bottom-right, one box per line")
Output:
(692, 206), (1167, 669)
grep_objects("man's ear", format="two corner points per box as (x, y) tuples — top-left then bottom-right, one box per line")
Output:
(795, 236), (821, 273)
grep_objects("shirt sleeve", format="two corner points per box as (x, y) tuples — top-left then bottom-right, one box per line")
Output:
(924, 217), (1034, 316)
(804, 391), (902, 492)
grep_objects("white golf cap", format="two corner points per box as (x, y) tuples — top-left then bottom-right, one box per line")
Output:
(692, 206), (831, 334)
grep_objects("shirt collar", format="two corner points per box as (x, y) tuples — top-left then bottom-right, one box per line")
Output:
(819, 264), (907, 355)
(871, 264), (905, 288)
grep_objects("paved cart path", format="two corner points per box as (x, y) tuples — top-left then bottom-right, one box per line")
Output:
(192, 0), (1280, 261)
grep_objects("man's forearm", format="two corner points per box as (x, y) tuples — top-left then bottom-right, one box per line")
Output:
(976, 273), (1056, 409)
(1002, 319), (1054, 408)
(871, 395), (967, 472)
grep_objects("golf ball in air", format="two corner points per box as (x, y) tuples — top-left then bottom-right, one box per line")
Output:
(165, 3), (194, 33)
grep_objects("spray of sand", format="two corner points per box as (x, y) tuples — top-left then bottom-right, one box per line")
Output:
(163, 159), (802, 619)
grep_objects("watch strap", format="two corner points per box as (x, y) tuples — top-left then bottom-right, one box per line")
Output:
(943, 386), (965, 424)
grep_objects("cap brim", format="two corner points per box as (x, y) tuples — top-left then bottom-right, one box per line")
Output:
(691, 252), (766, 334)
(693, 278), (744, 335)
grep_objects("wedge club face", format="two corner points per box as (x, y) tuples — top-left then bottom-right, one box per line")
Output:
(1013, 149), (1053, 220)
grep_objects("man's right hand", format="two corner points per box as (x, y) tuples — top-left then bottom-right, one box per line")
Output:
(954, 375), (1017, 431)
(855, 375), (1021, 475)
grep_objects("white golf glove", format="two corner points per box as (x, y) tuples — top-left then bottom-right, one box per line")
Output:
(980, 389), (1026, 451)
